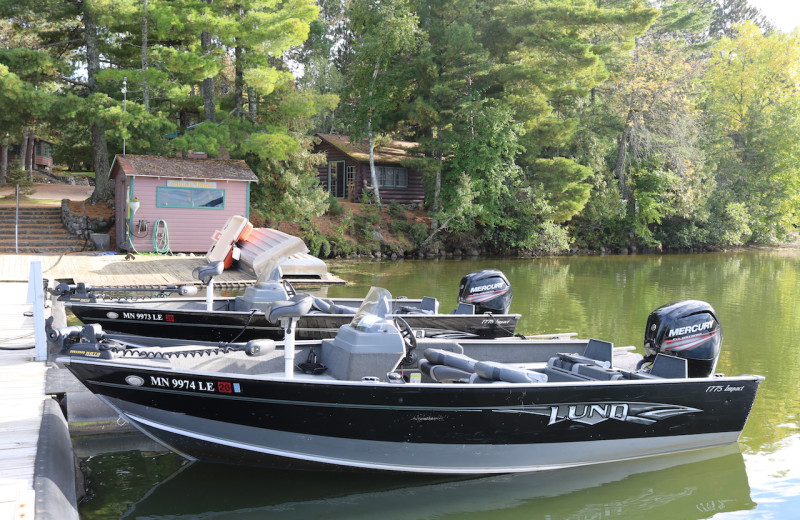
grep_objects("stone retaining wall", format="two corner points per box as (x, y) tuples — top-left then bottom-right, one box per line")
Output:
(61, 199), (111, 239)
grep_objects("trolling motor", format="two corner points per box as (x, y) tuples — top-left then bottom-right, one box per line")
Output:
(46, 321), (112, 358)
(51, 282), (197, 302)
(267, 294), (313, 378)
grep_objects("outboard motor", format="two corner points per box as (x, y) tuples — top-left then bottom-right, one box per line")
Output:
(457, 270), (513, 314)
(643, 300), (722, 378)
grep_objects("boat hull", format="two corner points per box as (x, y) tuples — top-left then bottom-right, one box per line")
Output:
(64, 359), (761, 474)
(66, 301), (520, 341)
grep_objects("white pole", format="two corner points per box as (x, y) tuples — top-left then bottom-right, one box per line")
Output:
(283, 318), (296, 379)
(26, 260), (48, 361)
(205, 277), (214, 312)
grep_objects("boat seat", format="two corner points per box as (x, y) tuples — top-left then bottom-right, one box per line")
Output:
(310, 297), (357, 315)
(544, 339), (624, 382)
(420, 296), (439, 313)
(452, 303), (475, 315)
(267, 294), (313, 322)
(424, 348), (477, 372)
(192, 261), (224, 284)
(419, 360), (472, 383)
(583, 339), (614, 365)
(474, 361), (547, 383)
(423, 348), (548, 384)
(648, 353), (688, 379)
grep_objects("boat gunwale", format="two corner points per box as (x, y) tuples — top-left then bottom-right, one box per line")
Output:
(56, 354), (765, 389)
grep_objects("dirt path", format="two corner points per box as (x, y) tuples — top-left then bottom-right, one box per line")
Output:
(0, 183), (94, 203)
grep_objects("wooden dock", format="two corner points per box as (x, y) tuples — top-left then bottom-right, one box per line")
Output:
(0, 253), (344, 288)
(0, 283), (47, 520)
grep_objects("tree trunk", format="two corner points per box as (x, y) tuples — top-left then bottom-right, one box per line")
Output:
(248, 88), (256, 122)
(19, 129), (29, 175)
(234, 45), (244, 119)
(430, 127), (442, 232)
(367, 122), (381, 205)
(614, 109), (633, 202)
(85, 3), (113, 204)
(1, 141), (8, 183)
(27, 128), (35, 179)
(142, 0), (150, 112)
(201, 27), (214, 121)
(365, 57), (382, 205)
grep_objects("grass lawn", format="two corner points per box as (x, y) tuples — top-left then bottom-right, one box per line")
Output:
(0, 195), (61, 206)
(62, 170), (95, 178)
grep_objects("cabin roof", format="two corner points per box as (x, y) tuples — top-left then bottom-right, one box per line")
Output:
(111, 154), (258, 182)
(316, 133), (419, 165)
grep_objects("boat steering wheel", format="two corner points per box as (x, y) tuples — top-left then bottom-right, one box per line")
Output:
(394, 316), (417, 355)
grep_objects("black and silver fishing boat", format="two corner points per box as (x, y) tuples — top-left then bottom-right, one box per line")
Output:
(56, 267), (520, 341)
(56, 288), (762, 474)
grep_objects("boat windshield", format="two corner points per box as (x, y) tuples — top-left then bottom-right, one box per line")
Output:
(350, 287), (393, 331)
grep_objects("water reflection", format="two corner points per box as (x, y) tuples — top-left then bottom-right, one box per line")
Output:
(92, 444), (750, 520)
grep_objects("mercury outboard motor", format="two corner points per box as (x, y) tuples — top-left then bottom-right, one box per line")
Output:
(643, 300), (722, 378)
(457, 270), (513, 314)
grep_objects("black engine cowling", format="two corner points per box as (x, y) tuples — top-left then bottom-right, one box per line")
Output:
(644, 300), (722, 378)
(457, 270), (512, 314)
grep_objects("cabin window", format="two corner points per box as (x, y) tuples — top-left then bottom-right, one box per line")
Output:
(156, 187), (226, 209)
(36, 142), (51, 158)
(376, 166), (408, 188)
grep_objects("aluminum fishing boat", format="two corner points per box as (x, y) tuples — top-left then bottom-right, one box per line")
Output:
(56, 288), (762, 474)
(56, 268), (520, 341)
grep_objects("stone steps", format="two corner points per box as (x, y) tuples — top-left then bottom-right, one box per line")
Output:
(0, 207), (85, 254)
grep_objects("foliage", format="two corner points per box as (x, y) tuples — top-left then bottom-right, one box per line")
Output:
(705, 21), (800, 244)
(248, 131), (329, 224)
(387, 202), (406, 220)
(300, 220), (332, 258)
(327, 194), (344, 216)
(4, 0), (800, 254)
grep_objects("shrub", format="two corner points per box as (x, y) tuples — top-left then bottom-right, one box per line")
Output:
(327, 193), (344, 216)
(387, 202), (406, 220)
(300, 220), (331, 257)
(409, 222), (429, 247)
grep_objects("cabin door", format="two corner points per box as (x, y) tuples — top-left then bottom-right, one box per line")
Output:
(328, 160), (346, 198)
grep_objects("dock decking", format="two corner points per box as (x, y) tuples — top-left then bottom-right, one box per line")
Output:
(0, 283), (47, 520)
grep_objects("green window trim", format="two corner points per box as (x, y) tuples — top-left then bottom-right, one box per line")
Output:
(156, 186), (226, 210)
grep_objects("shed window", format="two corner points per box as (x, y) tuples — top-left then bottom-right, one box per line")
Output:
(157, 187), (225, 209)
(376, 166), (408, 188)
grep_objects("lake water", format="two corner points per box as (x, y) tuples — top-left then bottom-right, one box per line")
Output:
(78, 251), (800, 519)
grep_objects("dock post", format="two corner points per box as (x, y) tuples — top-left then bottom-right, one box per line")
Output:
(26, 260), (48, 361)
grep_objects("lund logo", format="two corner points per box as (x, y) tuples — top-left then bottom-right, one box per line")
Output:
(496, 402), (703, 426)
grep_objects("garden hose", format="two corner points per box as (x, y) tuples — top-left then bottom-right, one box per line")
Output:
(153, 219), (172, 254)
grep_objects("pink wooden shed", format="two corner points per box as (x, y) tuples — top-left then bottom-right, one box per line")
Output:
(110, 154), (258, 253)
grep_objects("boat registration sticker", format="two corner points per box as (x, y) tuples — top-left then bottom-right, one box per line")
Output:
(146, 375), (241, 394)
(122, 312), (168, 321)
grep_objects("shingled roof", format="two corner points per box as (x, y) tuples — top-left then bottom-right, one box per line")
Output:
(112, 154), (258, 182)
(316, 134), (419, 164)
